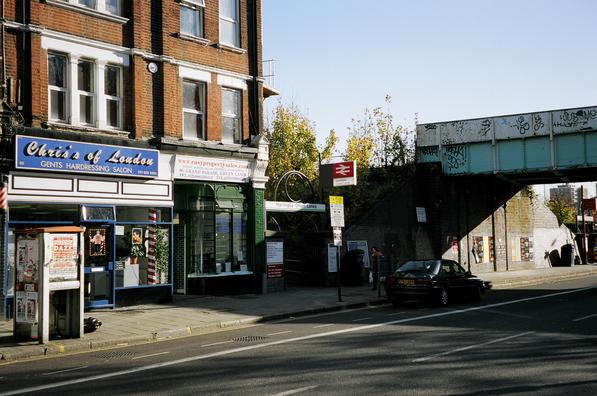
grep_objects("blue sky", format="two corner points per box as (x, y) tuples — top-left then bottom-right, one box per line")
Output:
(262, 0), (597, 157)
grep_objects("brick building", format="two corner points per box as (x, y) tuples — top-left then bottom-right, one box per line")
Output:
(0, 0), (272, 316)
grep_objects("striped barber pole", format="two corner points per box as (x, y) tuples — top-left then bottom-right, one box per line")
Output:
(147, 209), (157, 284)
(0, 181), (7, 212)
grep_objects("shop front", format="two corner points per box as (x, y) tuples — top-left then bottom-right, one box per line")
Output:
(3, 134), (173, 313)
(172, 151), (267, 295)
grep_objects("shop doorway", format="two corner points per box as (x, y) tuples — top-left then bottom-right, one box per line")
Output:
(83, 224), (114, 308)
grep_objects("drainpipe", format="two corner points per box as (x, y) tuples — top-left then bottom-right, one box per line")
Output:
(503, 203), (508, 271)
(491, 210), (497, 272)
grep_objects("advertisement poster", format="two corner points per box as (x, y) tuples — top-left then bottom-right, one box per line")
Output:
(327, 244), (338, 273)
(26, 292), (38, 323)
(89, 228), (106, 257)
(266, 240), (284, 279)
(15, 291), (26, 323)
(49, 234), (79, 282)
(16, 236), (39, 284)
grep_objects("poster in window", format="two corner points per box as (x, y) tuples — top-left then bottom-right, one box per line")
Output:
(49, 233), (79, 282)
(132, 228), (143, 245)
(89, 228), (106, 257)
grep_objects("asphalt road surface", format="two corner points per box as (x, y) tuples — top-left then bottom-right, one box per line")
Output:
(2, 276), (597, 395)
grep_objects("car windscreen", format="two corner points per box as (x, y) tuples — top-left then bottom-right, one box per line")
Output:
(396, 260), (439, 275)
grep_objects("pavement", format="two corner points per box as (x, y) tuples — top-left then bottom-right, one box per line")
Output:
(2, 264), (597, 363)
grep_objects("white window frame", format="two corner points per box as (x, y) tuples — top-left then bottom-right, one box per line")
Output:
(77, 58), (96, 126)
(221, 87), (242, 144)
(219, 0), (240, 48)
(182, 80), (206, 141)
(48, 52), (69, 123)
(180, 1), (205, 39)
(104, 64), (123, 129)
(43, 35), (128, 131)
(62, 0), (121, 15)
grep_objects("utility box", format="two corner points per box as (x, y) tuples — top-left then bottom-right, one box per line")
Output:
(14, 227), (85, 343)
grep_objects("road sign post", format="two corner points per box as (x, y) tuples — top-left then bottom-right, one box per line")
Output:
(329, 196), (344, 302)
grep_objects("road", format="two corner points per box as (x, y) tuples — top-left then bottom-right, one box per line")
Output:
(2, 276), (597, 395)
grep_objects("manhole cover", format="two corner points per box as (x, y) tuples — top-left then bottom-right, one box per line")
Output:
(232, 335), (268, 342)
(95, 350), (136, 359)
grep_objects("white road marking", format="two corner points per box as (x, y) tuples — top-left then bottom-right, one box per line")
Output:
(572, 312), (597, 322)
(412, 331), (534, 363)
(266, 331), (293, 336)
(132, 352), (170, 360)
(41, 366), (89, 376)
(313, 324), (335, 328)
(269, 385), (319, 396)
(201, 341), (234, 348)
(352, 317), (372, 322)
(4, 285), (597, 396)
(386, 311), (405, 316)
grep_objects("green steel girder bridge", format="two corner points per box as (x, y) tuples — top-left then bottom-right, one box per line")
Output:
(416, 105), (597, 184)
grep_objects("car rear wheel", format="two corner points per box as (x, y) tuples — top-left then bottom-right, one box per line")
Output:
(438, 288), (449, 306)
(472, 286), (482, 301)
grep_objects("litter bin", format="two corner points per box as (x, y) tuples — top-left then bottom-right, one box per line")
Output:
(560, 244), (574, 267)
(341, 249), (365, 286)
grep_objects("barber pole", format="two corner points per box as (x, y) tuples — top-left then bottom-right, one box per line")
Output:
(0, 181), (7, 212)
(147, 209), (157, 284)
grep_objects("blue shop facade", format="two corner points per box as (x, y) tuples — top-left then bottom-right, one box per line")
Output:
(3, 133), (174, 315)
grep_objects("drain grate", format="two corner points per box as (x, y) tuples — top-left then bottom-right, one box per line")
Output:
(232, 335), (268, 342)
(95, 350), (136, 360)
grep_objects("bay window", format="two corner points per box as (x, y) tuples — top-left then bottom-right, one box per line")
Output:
(48, 52), (68, 122)
(105, 65), (122, 128)
(77, 59), (95, 125)
(46, 50), (125, 130)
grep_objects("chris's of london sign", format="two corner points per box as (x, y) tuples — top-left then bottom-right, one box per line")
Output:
(15, 136), (159, 178)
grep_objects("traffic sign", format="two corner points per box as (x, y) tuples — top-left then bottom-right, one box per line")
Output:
(329, 195), (345, 228)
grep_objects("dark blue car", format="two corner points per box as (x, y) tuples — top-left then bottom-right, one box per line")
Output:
(384, 259), (491, 307)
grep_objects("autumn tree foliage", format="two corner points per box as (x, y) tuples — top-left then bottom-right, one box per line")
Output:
(265, 102), (337, 201)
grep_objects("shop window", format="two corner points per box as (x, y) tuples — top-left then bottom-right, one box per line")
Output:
(221, 88), (241, 144)
(180, 184), (249, 275)
(183, 80), (206, 140)
(219, 0), (239, 47)
(180, 0), (205, 38)
(116, 207), (172, 223)
(9, 203), (79, 222)
(81, 205), (115, 221)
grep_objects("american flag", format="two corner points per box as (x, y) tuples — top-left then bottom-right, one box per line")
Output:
(0, 180), (7, 212)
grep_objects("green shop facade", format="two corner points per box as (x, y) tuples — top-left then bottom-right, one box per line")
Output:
(170, 138), (268, 295)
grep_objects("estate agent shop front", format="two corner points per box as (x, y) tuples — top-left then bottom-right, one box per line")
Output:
(4, 134), (173, 313)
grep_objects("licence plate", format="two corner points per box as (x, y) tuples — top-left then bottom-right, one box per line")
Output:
(397, 279), (414, 286)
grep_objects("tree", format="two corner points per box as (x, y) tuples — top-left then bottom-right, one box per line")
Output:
(547, 198), (577, 225)
(265, 102), (337, 201)
(345, 95), (415, 169)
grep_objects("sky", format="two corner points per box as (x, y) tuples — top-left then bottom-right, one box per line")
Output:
(261, 0), (597, 196)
